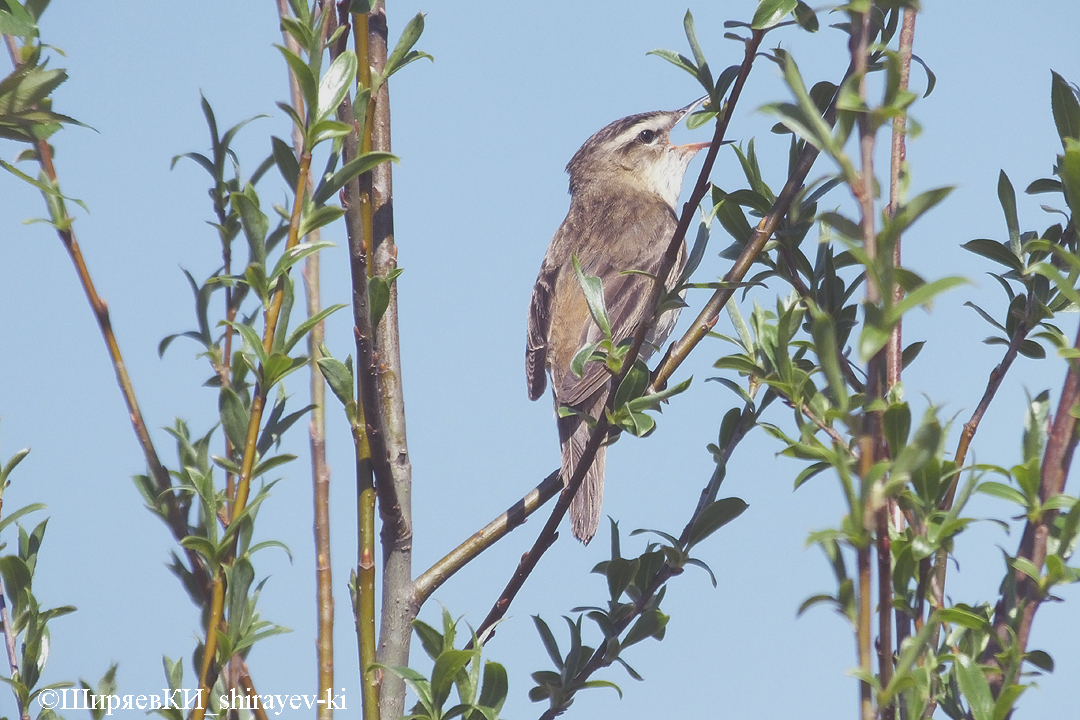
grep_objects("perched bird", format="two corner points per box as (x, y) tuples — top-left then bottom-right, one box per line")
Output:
(526, 99), (709, 543)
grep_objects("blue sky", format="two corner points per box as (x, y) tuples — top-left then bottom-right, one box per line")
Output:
(2, 2), (1079, 718)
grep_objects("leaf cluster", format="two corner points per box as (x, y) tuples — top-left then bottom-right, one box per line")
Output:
(0, 445), (74, 716)
(564, 257), (693, 438)
(378, 609), (508, 720)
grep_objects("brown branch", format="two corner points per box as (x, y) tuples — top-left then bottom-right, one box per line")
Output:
(535, 398), (759, 720)
(332, 3), (414, 717)
(885, 10), (916, 390)
(847, 9), (888, 720)
(650, 54), (856, 394)
(983, 320), (1080, 694)
(414, 471), (561, 606)
(276, 1), (335, 715)
(887, 10), (917, 678)
(0, 594), (26, 720)
(476, 425), (609, 642)
(476, 27), (766, 645)
(3, 31), (212, 601)
(364, 10), (417, 720)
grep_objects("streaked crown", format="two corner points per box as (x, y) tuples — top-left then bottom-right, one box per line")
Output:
(565, 99), (707, 208)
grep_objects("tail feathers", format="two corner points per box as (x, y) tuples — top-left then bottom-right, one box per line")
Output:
(558, 405), (607, 544)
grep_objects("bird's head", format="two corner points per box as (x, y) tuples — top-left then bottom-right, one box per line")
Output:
(565, 97), (710, 209)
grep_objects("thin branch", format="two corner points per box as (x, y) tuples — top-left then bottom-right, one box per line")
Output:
(884, 8), (917, 713)
(414, 471), (561, 606)
(535, 398), (759, 720)
(2, 46), (209, 598)
(476, 28), (767, 643)
(846, 9), (886, 720)
(650, 56), (856, 394)
(922, 294), (1033, 689)
(0, 594), (26, 720)
(983, 319), (1080, 694)
(276, 1), (335, 715)
(329, 7), (385, 716)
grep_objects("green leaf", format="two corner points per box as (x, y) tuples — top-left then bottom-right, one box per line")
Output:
(369, 268), (404, 329)
(261, 353), (309, 388)
(1028, 261), (1080, 311)
(382, 13), (432, 84)
(271, 136), (300, 190)
(218, 387), (249, 451)
(224, 319), (269, 367)
(532, 616), (564, 671)
(317, 354), (354, 407)
(270, 240), (334, 281)
(977, 481), (1027, 507)
(1060, 141), (1080, 216)
(298, 205), (345, 239)
(886, 276), (967, 324)
(714, 191), (754, 245)
(962, 237), (1024, 273)
(1026, 177), (1062, 195)
(316, 50), (357, 124)
(687, 497), (748, 549)
(1051, 70), (1080, 144)
(477, 661), (508, 715)
(413, 619), (445, 661)
(882, 186), (955, 250)
(612, 361), (649, 410)
(901, 341), (924, 369)
(0, 1), (38, 37)
(232, 189), (268, 266)
(954, 654), (994, 720)
(431, 649), (473, 710)
(752, 0), (798, 29)
(313, 151), (397, 204)
(937, 607), (991, 631)
(1025, 649), (1055, 672)
(276, 46), (317, 118)
(646, 48), (698, 78)
(579, 679), (623, 698)
(793, 1), (818, 32)
(621, 609), (669, 647)
(284, 303), (346, 354)
(0, 502), (44, 535)
(998, 171), (1022, 257)
(572, 255), (611, 339)
(858, 322), (891, 363)
(0, 445), (31, 483)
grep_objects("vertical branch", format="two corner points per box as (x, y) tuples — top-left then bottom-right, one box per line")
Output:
(334, 2), (413, 716)
(276, 1), (334, 715)
(885, 11), (916, 388)
(848, 9), (889, 719)
(856, 543), (874, 720)
(331, 8), (384, 715)
(365, 7), (417, 719)
(0, 594), (26, 720)
(886, 5), (917, 683)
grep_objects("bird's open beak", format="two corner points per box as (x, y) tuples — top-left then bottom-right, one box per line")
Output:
(676, 95), (709, 120)
(674, 96), (711, 154)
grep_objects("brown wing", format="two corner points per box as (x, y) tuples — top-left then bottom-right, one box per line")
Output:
(526, 253), (557, 401)
(548, 190), (683, 408)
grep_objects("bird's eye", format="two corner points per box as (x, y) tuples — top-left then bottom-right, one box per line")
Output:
(638, 129), (657, 144)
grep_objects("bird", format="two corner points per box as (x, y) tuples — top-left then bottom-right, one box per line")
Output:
(526, 99), (710, 543)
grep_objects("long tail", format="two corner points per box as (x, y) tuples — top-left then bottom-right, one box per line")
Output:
(557, 391), (607, 544)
